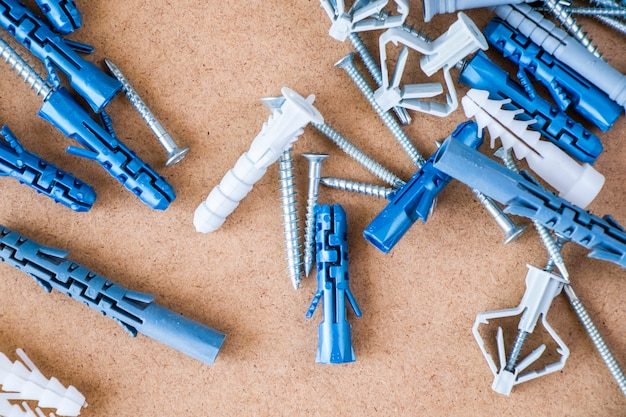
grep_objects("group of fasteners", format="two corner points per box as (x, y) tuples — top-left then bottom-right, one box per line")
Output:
(192, 0), (626, 396)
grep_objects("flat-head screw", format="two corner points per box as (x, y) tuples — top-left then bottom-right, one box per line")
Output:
(335, 52), (425, 168)
(302, 153), (329, 277)
(104, 58), (190, 167)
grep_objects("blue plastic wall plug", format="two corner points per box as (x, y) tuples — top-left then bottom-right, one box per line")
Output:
(0, 225), (226, 365)
(38, 88), (175, 210)
(34, 0), (82, 34)
(432, 136), (626, 269)
(0, 0), (121, 112)
(306, 204), (362, 364)
(459, 51), (603, 164)
(363, 120), (483, 253)
(0, 125), (95, 211)
(484, 18), (621, 132)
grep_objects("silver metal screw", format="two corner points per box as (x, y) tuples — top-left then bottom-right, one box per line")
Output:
(104, 58), (190, 167)
(594, 15), (626, 35)
(0, 36), (52, 100)
(504, 330), (529, 372)
(302, 153), (329, 277)
(348, 32), (412, 125)
(278, 146), (303, 290)
(321, 177), (395, 199)
(471, 189), (527, 244)
(541, 0), (604, 59)
(335, 53), (426, 168)
(312, 121), (405, 188)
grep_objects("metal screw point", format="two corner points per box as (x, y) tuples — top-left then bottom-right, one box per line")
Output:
(104, 58), (190, 167)
(302, 153), (329, 277)
(335, 53), (426, 168)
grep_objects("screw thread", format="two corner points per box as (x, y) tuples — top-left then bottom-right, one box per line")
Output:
(278, 147), (302, 290)
(505, 330), (529, 372)
(321, 177), (394, 199)
(564, 287), (626, 395)
(535, 6), (626, 15)
(594, 15), (626, 35)
(337, 54), (425, 168)
(542, 0), (603, 59)
(312, 122), (405, 187)
(104, 58), (188, 165)
(303, 194), (317, 277)
(0, 37), (51, 99)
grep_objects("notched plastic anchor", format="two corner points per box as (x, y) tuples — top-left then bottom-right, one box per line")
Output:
(320, 0), (409, 41)
(472, 264), (570, 395)
(374, 12), (487, 117)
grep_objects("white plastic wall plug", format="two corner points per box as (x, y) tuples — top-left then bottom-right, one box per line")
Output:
(320, 0), (409, 42)
(462, 88), (605, 208)
(194, 87), (323, 233)
(374, 13), (487, 117)
(472, 264), (570, 396)
(0, 349), (87, 416)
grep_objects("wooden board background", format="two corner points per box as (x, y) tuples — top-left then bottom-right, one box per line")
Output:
(0, 1), (625, 415)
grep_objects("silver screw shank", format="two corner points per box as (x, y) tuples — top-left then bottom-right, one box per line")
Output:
(321, 177), (395, 199)
(312, 121), (405, 188)
(278, 146), (303, 290)
(104, 58), (189, 166)
(335, 53), (425, 168)
(302, 153), (329, 277)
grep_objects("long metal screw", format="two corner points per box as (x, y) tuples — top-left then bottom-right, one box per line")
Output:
(321, 177), (395, 199)
(302, 153), (329, 277)
(279, 146), (303, 290)
(0, 36), (52, 100)
(541, 0), (604, 59)
(348, 32), (412, 125)
(335, 53), (426, 168)
(312, 121), (405, 188)
(104, 58), (190, 167)
(497, 148), (569, 278)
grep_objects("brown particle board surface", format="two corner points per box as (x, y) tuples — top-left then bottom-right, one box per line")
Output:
(0, 1), (625, 415)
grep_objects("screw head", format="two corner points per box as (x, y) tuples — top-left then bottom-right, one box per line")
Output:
(334, 52), (355, 70)
(504, 224), (527, 245)
(302, 153), (330, 164)
(165, 146), (190, 167)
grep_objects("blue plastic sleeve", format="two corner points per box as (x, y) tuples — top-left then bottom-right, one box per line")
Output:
(363, 120), (483, 253)
(38, 88), (175, 210)
(432, 136), (626, 268)
(0, 225), (226, 365)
